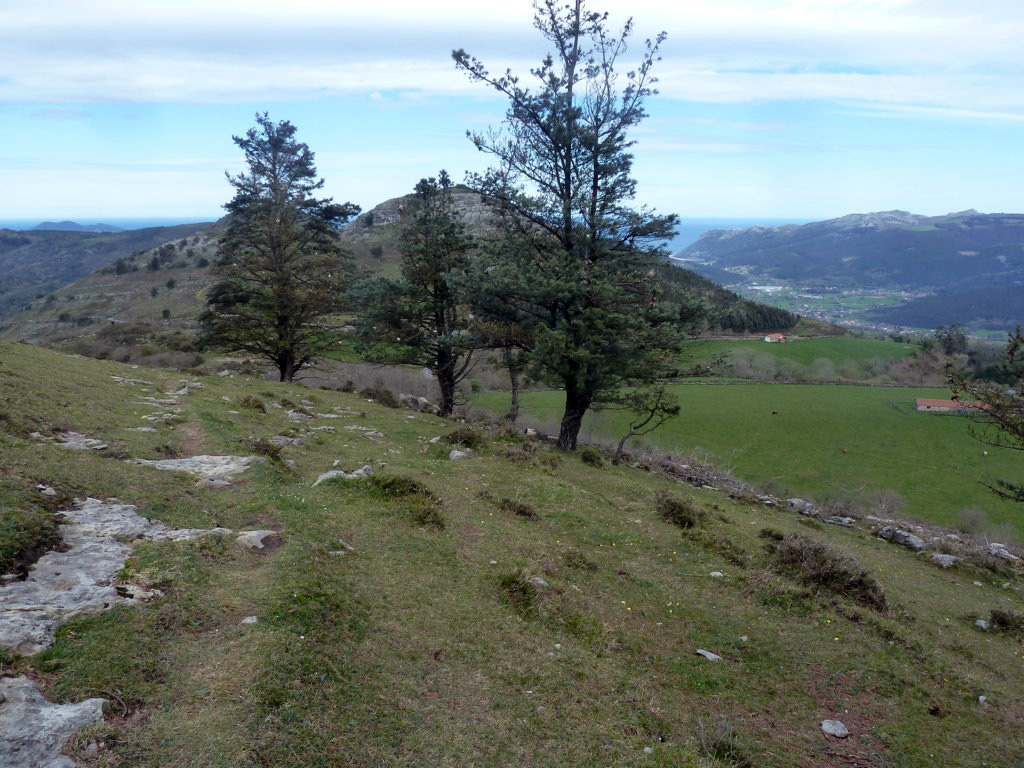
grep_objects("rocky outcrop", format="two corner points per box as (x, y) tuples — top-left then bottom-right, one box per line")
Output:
(0, 676), (106, 768)
(0, 498), (231, 654)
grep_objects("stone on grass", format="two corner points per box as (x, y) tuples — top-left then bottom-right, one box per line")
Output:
(54, 432), (107, 451)
(975, 619), (990, 630)
(126, 427), (160, 433)
(313, 465), (374, 486)
(877, 525), (926, 551)
(695, 649), (722, 662)
(195, 477), (233, 489)
(130, 455), (266, 481)
(240, 616), (258, 625)
(235, 530), (279, 551)
(826, 516), (856, 527)
(788, 498), (816, 515)
(530, 576), (549, 589)
(708, 571), (724, 578)
(449, 449), (472, 460)
(989, 543), (1021, 563)
(930, 553), (958, 569)
(0, 676), (106, 768)
(821, 719), (849, 738)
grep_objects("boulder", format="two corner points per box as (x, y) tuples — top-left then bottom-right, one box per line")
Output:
(313, 465), (374, 486)
(236, 530), (280, 551)
(695, 649), (722, 662)
(449, 449), (472, 460)
(826, 516), (856, 527)
(877, 526), (926, 551)
(399, 394), (439, 414)
(930, 553), (957, 569)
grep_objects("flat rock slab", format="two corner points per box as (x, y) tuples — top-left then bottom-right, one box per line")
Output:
(0, 676), (105, 768)
(313, 465), (374, 486)
(0, 498), (229, 654)
(877, 525), (926, 552)
(54, 432), (107, 451)
(130, 455), (266, 481)
(820, 719), (850, 738)
(236, 530), (281, 552)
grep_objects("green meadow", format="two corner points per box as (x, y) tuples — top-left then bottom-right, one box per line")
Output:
(687, 336), (918, 367)
(475, 382), (1023, 539)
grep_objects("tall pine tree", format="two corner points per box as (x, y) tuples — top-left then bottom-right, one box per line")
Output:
(201, 114), (358, 382)
(454, 0), (687, 449)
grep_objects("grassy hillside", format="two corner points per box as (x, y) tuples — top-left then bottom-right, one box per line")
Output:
(475, 382), (1024, 539)
(0, 223), (211, 320)
(867, 284), (1024, 332)
(1, 342), (1023, 766)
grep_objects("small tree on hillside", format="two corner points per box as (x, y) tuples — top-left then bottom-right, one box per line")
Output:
(200, 113), (359, 381)
(454, 0), (688, 450)
(352, 171), (478, 416)
(949, 326), (1024, 503)
(607, 384), (680, 462)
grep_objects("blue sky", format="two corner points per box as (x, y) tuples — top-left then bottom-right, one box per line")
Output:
(0, 0), (1022, 221)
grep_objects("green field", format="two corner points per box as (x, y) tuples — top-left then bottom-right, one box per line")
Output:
(688, 336), (918, 367)
(476, 382), (1023, 539)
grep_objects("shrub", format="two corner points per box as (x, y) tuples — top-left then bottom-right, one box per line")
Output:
(765, 533), (886, 610)
(0, 508), (62, 577)
(359, 382), (400, 409)
(562, 548), (598, 572)
(443, 427), (486, 451)
(357, 475), (444, 529)
(246, 436), (284, 463)
(989, 609), (1024, 635)
(656, 492), (705, 529)
(239, 395), (266, 413)
(500, 498), (538, 520)
(580, 447), (604, 467)
(497, 570), (539, 617)
(699, 719), (753, 768)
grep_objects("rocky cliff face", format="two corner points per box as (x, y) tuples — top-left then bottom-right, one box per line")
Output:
(340, 188), (495, 243)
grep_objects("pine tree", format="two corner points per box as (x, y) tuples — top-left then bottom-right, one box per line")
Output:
(200, 114), (359, 382)
(454, 0), (687, 450)
(352, 172), (478, 416)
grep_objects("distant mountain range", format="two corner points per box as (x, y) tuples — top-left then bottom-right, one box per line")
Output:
(0, 223), (212, 320)
(867, 284), (1024, 331)
(0, 192), (820, 345)
(30, 221), (125, 233)
(678, 210), (1024, 292)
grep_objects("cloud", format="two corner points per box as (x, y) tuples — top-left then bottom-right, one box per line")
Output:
(0, 0), (1020, 118)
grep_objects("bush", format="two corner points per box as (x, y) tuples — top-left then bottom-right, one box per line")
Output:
(765, 533), (886, 610)
(0, 508), (62, 577)
(443, 427), (486, 451)
(580, 447), (604, 467)
(500, 498), (538, 520)
(355, 475), (445, 529)
(989, 609), (1024, 634)
(497, 570), (539, 617)
(246, 436), (284, 462)
(359, 382), (400, 409)
(239, 395), (266, 413)
(656, 492), (705, 529)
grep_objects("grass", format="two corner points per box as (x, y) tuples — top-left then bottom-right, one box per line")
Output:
(475, 382), (1024, 539)
(687, 336), (918, 368)
(1, 340), (1024, 766)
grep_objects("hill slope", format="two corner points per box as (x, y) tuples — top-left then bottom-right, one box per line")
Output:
(679, 210), (1024, 291)
(0, 341), (1022, 766)
(1, 192), (812, 346)
(0, 223), (212, 320)
(867, 284), (1024, 330)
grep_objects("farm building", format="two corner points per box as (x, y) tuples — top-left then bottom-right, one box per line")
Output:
(913, 398), (986, 414)
(763, 333), (787, 343)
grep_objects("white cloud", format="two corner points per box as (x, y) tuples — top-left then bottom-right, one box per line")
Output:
(0, 0), (1020, 115)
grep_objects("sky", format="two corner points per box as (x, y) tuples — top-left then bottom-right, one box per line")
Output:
(0, 0), (1022, 221)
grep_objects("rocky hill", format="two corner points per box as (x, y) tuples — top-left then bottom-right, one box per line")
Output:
(0, 340), (1022, 766)
(679, 210), (1024, 291)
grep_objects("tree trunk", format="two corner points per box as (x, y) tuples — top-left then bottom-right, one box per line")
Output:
(504, 349), (520, 423)
(278, 353), (297, 382)
(613, 430), (634, 463)
(436, 363), (456, 418)
(557, 386), (591, 451)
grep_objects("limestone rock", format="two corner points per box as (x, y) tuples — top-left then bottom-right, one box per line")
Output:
(0, 676), (106, 768)
(54, 432), (107, 451)
(0, 498), (229, 654)
(236, 530), (280, 551)
(695, 649), (722, 662)
(449, 449), (472, 460)
(826, 516), (856, 527)
(989, 543), (1021, 563)
(313, 465), (374, 486)
(130, 455), (266, 481)
(877, 526), (926, 551)
(930, 553), (958, 568)
(399, 394), (439, 414)
(821, 719), (849, 738)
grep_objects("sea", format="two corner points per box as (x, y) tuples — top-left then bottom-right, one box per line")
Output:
(665, 217), (808, 253)
(0, 217), (216, 231)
